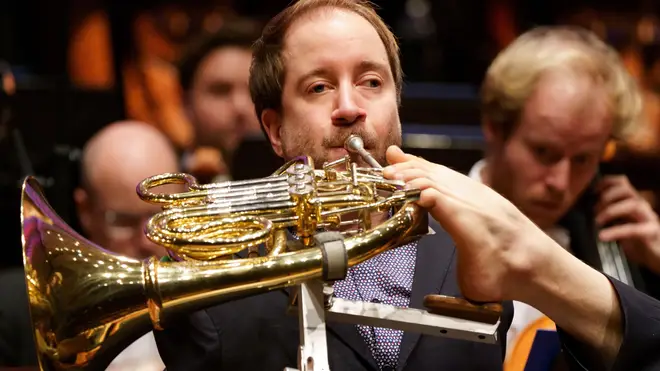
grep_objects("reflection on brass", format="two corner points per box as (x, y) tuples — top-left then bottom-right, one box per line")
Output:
(21, 147), (429, 370)
(423, 295), (503, 325)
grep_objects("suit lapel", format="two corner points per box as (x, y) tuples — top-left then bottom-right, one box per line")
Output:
(397, 219), (457, 370)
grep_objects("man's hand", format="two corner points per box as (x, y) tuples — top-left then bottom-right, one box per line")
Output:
(382, 145), (547, 303)
(596, 175), (660, 274)
(383, 146), (623, 363)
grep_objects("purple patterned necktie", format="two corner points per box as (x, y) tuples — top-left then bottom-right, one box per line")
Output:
(333, 241), (418, 370)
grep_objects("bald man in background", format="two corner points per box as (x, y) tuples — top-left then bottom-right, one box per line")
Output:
(74, 120), (178, 260)
(73, 121), (181, 370)
(1, 121), (176, 369)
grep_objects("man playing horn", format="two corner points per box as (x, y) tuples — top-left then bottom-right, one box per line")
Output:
(153, 1), (660, 370)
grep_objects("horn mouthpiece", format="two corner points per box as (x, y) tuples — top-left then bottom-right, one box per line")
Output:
(344, 134), (381, 168)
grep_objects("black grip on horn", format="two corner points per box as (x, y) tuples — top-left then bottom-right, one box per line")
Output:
(315, 232), (348, 282)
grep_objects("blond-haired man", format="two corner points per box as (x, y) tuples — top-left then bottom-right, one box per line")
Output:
(471, 26), (660, 369)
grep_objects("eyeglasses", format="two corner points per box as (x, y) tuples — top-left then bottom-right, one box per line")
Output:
(102, 210), (156, 240)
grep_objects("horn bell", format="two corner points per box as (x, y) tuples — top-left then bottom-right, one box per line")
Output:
(22, 176), (155, 370)
(20, 161), (427, 370)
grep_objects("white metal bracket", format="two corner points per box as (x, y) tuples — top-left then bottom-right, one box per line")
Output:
(294, 280), (331, 371)
(283, 231), (500, 371)
(284, 281), (500, 371)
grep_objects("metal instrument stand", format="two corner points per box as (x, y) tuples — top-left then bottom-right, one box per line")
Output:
(284, 280), (332, 371)
(284, 234), (501, 371)
(285, 280), (501, 371)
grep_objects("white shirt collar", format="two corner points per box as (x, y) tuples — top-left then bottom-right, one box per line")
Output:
(468, 159), (487, 183)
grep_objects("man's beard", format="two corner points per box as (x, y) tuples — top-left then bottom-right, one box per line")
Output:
(280, 126), (401, 168)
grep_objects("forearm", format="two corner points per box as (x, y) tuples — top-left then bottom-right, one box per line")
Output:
(513, 234), (623, 364)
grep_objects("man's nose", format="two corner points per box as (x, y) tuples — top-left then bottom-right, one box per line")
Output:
(545, 159), (570, 194)
(331, 85), (367, 126)
(131, 217), (163, 258)
(136, 228), (165, 259)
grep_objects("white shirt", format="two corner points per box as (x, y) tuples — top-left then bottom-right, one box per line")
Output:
(468, 160), (570, 359)
(106, 332), (164, 371)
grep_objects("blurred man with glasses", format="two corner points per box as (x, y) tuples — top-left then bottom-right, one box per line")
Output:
(73, 120), (180, 370)
(74, 120), (179, 261)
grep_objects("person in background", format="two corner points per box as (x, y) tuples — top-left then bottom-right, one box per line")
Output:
(178, 19), (263, 183)
(74, 121), (177, 261)
(73, 120), (181, 370)
(471, 26), (660, 370)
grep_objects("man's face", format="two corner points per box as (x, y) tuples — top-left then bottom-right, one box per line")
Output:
(79, 183), (167, 260)
(486, 70), (613, 229)
(76, 159), (182, 260)
(188, 46), (261, 154)
(263, 9), (401, 168)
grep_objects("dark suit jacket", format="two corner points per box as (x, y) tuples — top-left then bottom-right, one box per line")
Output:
(0, 267), (38, 367)
(154, 220), (516, 370)
(559, 276), (660, 371)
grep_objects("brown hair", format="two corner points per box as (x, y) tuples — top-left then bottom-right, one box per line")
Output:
(249, 0), (402, 124)
(178, 18), (262, 92)
(481, 25), (644, 140)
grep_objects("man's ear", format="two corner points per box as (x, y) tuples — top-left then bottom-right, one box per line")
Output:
(73, 187), (93, 235)
(482, 118), (495, 143)
(261, 109), (284, 158)
(481, 118), (504, 148)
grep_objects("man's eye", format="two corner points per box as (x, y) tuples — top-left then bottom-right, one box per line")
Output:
(572, 154), (593, 166)
(310, 84), (328, 93)
(534, 146), (548, 157)
(208, 83), (231, 95)
(363, 79), (381, 88)
(532, 145), (556, 164)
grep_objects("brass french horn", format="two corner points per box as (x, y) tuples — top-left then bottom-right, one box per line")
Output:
(20, 136), (429, 370)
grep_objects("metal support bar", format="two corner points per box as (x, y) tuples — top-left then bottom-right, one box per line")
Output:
(284, 287), (500, 371)
(295, 280), (331, 371)
(326, 298), (499, 344)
